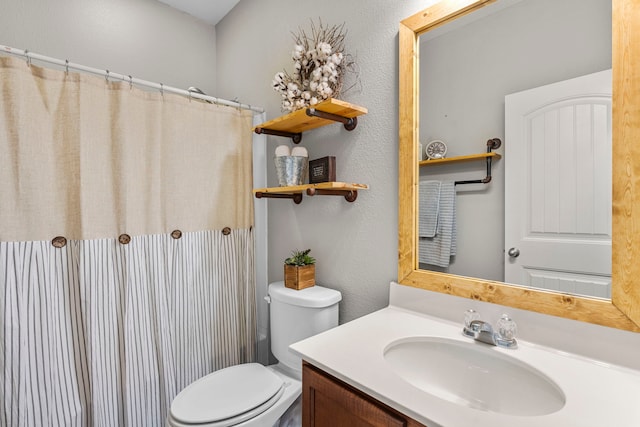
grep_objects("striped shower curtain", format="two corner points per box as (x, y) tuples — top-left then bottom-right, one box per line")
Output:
(0, 56), (257, 426)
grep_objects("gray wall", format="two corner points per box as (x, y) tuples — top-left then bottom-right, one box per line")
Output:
(216, 0), (431, 323)
(0, 0), (218, 95)
(418, 0), (611, 281)
(216, 1), (640, 364)
(2, 0), (638, 363)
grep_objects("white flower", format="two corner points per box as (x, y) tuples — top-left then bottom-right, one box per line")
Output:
(292, 44), (304, 60)
(316, 42), (332, 58)
(310, 97), (318, 105)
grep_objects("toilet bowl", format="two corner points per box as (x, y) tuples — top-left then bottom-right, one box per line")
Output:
(167, 282), (341, 426)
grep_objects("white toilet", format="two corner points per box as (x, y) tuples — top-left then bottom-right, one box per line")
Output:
(167, 281), (341, 427)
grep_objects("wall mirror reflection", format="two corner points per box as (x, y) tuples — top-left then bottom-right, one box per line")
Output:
(399, 0), (640, 331)
(417, 0), (612, 300)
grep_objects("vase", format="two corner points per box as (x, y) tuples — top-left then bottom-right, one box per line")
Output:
(274, 156), (308, 186)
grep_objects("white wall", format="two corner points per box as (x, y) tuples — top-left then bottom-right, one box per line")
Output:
(0, 0), (218, 95)
(418, 0), (611, 281)
(216, 0), (432, 323)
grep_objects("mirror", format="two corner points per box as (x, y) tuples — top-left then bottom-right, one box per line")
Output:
(416, 0), (612, 299)
(398, 0), (640, 331)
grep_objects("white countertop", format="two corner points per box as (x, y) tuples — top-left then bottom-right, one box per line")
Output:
(290, 305), (640, 427)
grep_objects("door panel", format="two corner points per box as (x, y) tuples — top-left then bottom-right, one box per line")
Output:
(505, 69), (612, 297)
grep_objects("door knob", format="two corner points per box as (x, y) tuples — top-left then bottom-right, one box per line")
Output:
(508, 247), (520, 258)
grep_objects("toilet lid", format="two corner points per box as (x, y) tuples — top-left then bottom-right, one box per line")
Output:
(170, 363), (284, 425)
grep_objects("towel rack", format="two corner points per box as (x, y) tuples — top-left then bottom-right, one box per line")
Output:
(455, 138), (502, 185)
(418, 138), (502, 185)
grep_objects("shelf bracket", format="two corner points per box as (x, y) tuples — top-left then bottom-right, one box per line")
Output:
(306, 108), (358, 131)
(306, 187), (358, 202)
(254, 192), (303, 204)
(455, 138), (502, 186)
(254, 127), (302, 144)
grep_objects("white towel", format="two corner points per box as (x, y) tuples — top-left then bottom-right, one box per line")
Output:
(419, 181), (457, 267)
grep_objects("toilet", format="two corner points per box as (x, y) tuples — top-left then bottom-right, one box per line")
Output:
(167, 281), (342, 427)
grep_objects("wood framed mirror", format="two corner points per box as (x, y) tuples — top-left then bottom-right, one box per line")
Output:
(398, 0), (640, 331)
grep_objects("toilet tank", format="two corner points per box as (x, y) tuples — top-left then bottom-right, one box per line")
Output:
(268, 281), (341, 374)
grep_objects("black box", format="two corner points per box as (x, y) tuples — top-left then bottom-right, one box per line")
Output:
(309, 156), (336, 183)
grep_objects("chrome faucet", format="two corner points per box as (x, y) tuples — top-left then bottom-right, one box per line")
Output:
(462, 310), (518, 349)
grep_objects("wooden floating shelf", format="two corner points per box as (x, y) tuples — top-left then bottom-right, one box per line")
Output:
(419, 152), (501, 167)
(254, 182), (368, 204)
(253, 98), (368, 143)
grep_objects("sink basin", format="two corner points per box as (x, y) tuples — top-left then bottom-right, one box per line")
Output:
(383, 337), (565, 416)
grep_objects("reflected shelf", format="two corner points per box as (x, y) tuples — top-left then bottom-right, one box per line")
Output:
(419, 152), (501, 167)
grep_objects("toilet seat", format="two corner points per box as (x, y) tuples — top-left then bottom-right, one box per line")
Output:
(169, 363), (285, 426)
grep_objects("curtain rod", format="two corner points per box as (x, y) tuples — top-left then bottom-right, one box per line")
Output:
(0, 44), (264, 113)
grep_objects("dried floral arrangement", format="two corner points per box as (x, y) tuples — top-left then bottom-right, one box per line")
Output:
(272, 20), (357, 112)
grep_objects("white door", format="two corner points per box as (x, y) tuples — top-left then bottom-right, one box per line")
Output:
(504, 69), (612, 299)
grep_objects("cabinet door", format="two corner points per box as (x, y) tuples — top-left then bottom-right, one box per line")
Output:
(302, 362), (426, 427)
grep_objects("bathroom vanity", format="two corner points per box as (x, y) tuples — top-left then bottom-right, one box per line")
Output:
(302, 362), (425, 427)
(290, 283), (640, 427)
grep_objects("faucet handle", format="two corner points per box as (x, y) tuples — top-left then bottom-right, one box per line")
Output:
(464, 309), (481, 328)
(495, 314), (518, 348)
(462, 309), (481, 337)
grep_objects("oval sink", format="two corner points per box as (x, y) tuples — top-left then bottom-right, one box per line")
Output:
(383, 337), (565, 416)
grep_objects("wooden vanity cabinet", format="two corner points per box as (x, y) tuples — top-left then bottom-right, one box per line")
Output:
(302, 362), (428, 427)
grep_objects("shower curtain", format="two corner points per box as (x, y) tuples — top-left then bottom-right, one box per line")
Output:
(0, 56), (257, 426)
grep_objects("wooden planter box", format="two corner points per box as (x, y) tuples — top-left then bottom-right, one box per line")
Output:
(284, 264), (316, 290)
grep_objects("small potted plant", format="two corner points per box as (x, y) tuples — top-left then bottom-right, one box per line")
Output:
(284, 249), (316, 290)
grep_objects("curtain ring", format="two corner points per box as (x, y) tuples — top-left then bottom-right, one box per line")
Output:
(129, 75), (133, 90)
(160, 83), (164, 97)
(65, 59), (69, 74)
(51, 236), (67, 248)
(105, 70), (110, 83)
(24, 49), (31, 67)
(171, 230), (182, 239)
(118, 234), (131, 245)
(222, 227), (231, 236)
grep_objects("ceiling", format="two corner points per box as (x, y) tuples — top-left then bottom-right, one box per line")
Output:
(157, 0), (241, 26)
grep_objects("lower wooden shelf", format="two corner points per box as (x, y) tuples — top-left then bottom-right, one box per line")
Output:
(253, 182), (368, 204)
